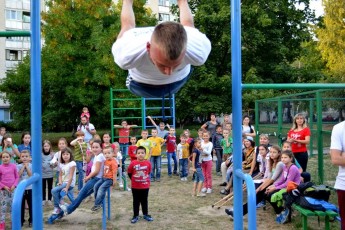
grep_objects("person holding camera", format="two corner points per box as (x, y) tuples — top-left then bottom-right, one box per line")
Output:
(0, 134), (20, 164)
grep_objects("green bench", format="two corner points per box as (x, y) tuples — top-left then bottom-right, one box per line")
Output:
(292, 204), (338, 230)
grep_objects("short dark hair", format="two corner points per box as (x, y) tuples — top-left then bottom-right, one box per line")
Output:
(60, 147), (74, 164)
(136, 146), (146, 153)
(152, 22), (187, 60)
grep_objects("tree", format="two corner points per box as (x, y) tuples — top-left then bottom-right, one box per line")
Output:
(0, 0), (156, 131)
(174, 0), (316, 123)
(316, 0), (345, 80)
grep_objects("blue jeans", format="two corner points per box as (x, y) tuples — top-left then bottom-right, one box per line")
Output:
(94, 178), (112, 206)
(193, 168), (204, 183)
(126, 68), (193, 98)
(75, 161), (84, 191)
(66, 177), (100, 214)
(167, 152), (177, 175)
(120, 143), (128, 172)
(179, 158), (188, 178)
(150, 156), (161, 179)
(51, 183), (74, 208)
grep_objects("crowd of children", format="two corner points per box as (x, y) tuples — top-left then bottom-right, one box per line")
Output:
(0, 110), (320, 228)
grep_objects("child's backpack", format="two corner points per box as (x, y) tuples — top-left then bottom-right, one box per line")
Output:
(297, 182), (331, 201)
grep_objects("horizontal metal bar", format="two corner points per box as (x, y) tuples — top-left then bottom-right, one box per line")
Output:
(0, 31), (31, 37)
(243, 83), (345, 90)
(113, 117), (142, 119)
(112, 108), (141, 110)
(112, 98), (141, 101)
(145, 107), (172, 110)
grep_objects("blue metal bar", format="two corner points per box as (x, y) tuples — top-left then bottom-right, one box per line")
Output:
(30, 0), (43, 229)
(231, 0), (256, 229)
(102, 196), (106, 230)
(107, 187), (111, 219)
(12, 174), (40, 230)
(172, 95), (176, 128)
(235, 170), (257, 229)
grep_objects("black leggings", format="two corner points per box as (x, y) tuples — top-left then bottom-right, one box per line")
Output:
(294, 151), (308, 172)
(42, 178), (53, 201)
(132, 188), (149, 217)
(21, 190), (32, 225)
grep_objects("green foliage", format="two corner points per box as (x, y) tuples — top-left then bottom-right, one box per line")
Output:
(316, 0), (345, 81)
(0, 0), (156, 131)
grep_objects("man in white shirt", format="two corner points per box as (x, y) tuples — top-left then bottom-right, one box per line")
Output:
(330, 121), (345, 230)
(112, 0), (211, 98)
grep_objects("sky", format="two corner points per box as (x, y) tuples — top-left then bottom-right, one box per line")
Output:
(309, 0), (324, 17)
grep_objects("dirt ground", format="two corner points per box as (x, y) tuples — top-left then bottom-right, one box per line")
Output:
(13, 160), (339, 230)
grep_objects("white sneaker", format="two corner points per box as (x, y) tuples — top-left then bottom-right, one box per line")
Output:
(206, 188), (212, 194)
(184, 177), (188, 181)
(201, 188), (207, 193)
(180, 178), (184, 181)
(119, 182), (124, 188)
(59, 204), (68, 216)
(52, 207), (61, 214)
(42, 200), (46, 206)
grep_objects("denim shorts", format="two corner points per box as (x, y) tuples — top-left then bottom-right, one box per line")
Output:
(193, 167), (204, 183)
(126, 67), (193, 98)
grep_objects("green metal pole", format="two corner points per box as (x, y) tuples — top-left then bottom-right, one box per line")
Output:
(0, 31), (31, 37)
(316, 91), (323, 184)
(255, 101), (259, 144)
(110, 88), (114, 143)
(277, 98), (283, 146)
(243, 83), (345, 89)
(309, 99), (314, 157)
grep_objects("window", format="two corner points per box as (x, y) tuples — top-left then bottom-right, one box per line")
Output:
(6, 10), (22, 21)
(3, 109), (13, 122)
(23, 11), (31, 23)
(6, 50), (22, 61)
(159, 0), (166, 6)
(159, 13), (170, 21)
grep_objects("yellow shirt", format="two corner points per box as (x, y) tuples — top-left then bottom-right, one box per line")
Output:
(136, 139), (152, 159)
(148, 136), (165, 156)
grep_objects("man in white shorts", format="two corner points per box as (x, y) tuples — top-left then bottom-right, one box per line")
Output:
(112, 0), (211, 98)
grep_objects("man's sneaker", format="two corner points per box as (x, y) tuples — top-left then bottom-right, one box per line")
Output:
(256, 200), (266, 209)
(131, 216), (139, 224)
(59, 203), (68, 216)
(51, 207), (61, 215)
(225, 208), (234, 220)
(197, 193), (206, 197)
(143, 215), (154, 222)
(279, 208), (290, 224)
(206, 188), (212, 194)
(201, 188), (207, 193)
(91, 205), (102, 212)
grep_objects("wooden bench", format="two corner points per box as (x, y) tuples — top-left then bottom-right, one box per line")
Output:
(292, 204), (338, 230)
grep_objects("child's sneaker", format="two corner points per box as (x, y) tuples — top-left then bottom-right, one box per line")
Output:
(131, 216), (139, 224)
(46, 200), (53, 206)
(206, 188), (212, 194)
(119, 182), (124, 188)
(91, 205), (102, 212)
(201, 188), (207, 193)
(256, 200), (266, 209)
(59, 204), (68, 216)
(52, 207), (61, 215)
(143, 215), (154, 222)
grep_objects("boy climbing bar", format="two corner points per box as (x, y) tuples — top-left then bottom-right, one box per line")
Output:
(112, 0), (211, 98)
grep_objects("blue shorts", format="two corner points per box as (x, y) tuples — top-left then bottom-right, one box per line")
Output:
(193, 167), (204, 183)
(126, 67), (193, 98)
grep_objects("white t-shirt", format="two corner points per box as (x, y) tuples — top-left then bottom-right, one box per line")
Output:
(115, 151), (122, 165)
(59, 161), (77, 187)
(112, 26), (211, 85)
(330, 121), (345, 190)
(92, 153), (106, 178)
(201, 141), (213, 162)
(79, 123), (95, 143)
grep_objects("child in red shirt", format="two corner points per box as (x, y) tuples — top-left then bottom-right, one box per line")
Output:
(128, 136), (138, 162)
(127, 146), (152, 224)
